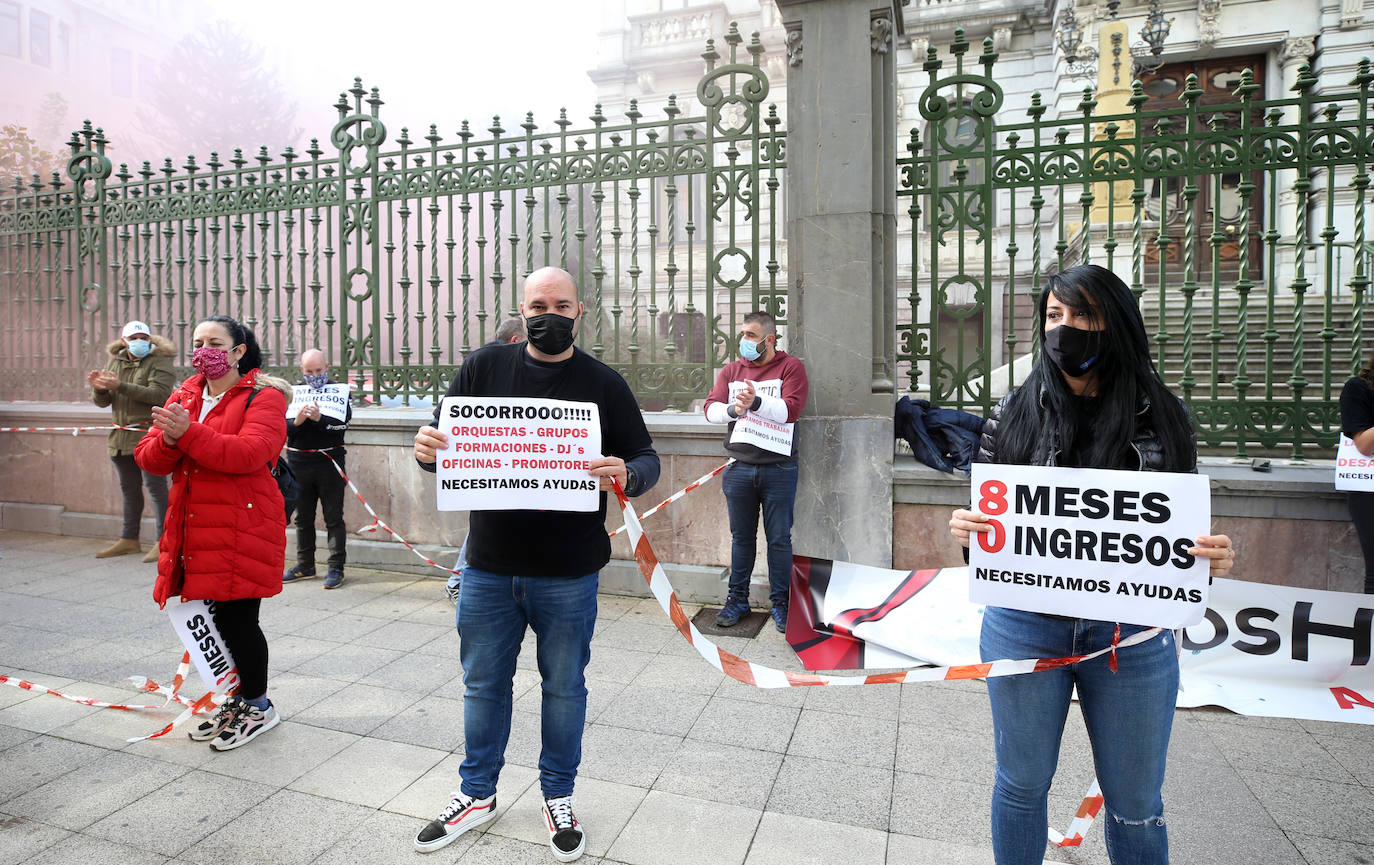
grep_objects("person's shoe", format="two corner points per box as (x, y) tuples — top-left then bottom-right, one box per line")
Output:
(714, 595), (751, 627)
(543, 795), (586, 862)
(283, 565), (316, 582)
(771, 603), (788, 633)
(188, 695), (244, 742)
(141, 542), (160, 563)
(209, 701), (279, 751)
(444, 582), (461, 605)
(323, 569), (344, 589)
(414, 791), (497, 853)
(95, 538), (141, 559)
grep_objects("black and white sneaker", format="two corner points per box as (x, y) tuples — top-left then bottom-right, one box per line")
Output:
(543, 795), (586, 862)
(414, 791), (496, 853)
(209, 702), (279, 751)
(188, 695), (243, 742)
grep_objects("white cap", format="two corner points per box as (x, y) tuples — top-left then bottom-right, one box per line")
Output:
(122, 320), (151, 338)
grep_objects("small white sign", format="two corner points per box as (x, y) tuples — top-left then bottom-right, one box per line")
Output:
(1335, 434), (1374, 491)
(167, 599), (238, 690)
(435, 396), (602, 512)
(727, 378), (794, 456)
(968, 463), (1211, 628)
(287, 384), (350, 421)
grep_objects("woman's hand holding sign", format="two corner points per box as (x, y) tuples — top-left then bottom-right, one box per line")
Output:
(949, 507), (991, 549)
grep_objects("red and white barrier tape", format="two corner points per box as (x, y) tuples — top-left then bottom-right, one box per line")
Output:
(0, 423), (149, 436)
(1, 651), (235, 742)
(608, 459), (733, 538)
(1049, 779), (1105, 847)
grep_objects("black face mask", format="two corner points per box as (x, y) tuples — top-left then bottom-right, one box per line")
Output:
(525, 312), (577, 356)
(1043, 324), (1103, 378)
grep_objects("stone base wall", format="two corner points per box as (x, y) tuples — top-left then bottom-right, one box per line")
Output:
(2, 403), (1365, 598)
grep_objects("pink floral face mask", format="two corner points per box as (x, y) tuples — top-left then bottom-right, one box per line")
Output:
(192, 346), (234, 379)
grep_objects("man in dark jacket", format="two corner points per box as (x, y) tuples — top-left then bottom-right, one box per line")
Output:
(283, 348), (351, 589)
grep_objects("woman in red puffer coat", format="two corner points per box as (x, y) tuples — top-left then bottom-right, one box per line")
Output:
(136, 314), (289, 752)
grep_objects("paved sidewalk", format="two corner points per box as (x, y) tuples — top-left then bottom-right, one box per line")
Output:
(1, 529), (1370, 865)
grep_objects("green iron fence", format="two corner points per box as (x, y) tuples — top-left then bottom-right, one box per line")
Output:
(0, 26), (785, 411)
(899, 30), (1373, 459)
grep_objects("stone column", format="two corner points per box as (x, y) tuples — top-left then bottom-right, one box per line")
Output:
(1089, 21), (1133, 229)
(775, 0), (899, 567)
(1275, 35), (1317, 292)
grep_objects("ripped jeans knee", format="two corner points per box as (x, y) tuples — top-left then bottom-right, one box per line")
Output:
(1103, 805), (1169, 865)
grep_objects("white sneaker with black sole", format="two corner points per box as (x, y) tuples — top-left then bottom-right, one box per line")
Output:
(188, 695), (243, 742)
(414, 792), (496, 853)
(209, 702), (279, 751)
(543, 795), (586, 862)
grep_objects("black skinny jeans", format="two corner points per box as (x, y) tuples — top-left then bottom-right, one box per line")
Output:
(111, 452), (168, 541)
(1348, 491), (1374, 594)
(212, 598), (269, 700)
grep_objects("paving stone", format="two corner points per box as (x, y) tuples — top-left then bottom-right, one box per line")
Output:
(895, 722), (995, 786)
(182, 788), (373, 865)
(17, 831), (170, 865)
(6, 750), (186, 830)
(897, 679), (991, 732)
(0, 812), (71, 865)
(0, 725), (38, 753)
(608, 790), (761, 865)
(889, 770), (987, 840)
(767, 755), (895, 832)
(384, 754), (537, 823)
(1164, 813), (1304, 865)
(360, 651), (463, 694)
(84, 769), (274, 857)
(290, 641), (405, 683)
(1205, 721), (1357, 783)
(591, 619), (677, 654)
(885, 834), (993, 865)
(289, 736), (447, 808)
(201, 718), (358, 787)
(744, 810), (887, 865)
(0, 737), (106, 805)
(803, 679), (902, 719)
(370, 694), (464, 750)
(787, 707), (897, 769)
(1241, 769), (1374, 847)
(260, 670), (349, 720)
(596, 684), (710, 737)
(584, 647), (657, 684)
(313, 807), (477, 865)
(354, 619), (455, 653)
(290, 682), (422, 736)
(1287, 831), (1374, 865)
(579, 725), (681, 788)
(653, 740), (783, 810)
(686, 696), (800, 753)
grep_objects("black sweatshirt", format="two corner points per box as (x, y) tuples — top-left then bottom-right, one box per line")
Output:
(285, 378), (351, 464)
(422, 342), (660, 577)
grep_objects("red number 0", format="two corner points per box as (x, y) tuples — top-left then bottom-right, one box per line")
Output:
(976, 479), (1007, 552)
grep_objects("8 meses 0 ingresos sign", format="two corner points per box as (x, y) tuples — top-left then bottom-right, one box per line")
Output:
(968, 464), (1212, 628)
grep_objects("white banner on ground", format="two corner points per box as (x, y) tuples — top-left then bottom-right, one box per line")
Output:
(1334, 434), (1374, 491)
(167, 599), (238, 690)
(435, 396), (602, 512)
(795, 557), (1374, 725)
(968, 464), (1211, 628)
(287, 384), (350, 421)
(727, 378), (794, 456)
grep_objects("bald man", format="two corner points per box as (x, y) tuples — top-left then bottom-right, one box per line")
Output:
(412, 267), (659, 860)
(283, 348), (352, 589)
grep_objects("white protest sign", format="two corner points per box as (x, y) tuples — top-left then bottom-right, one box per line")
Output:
(968, 463), (1211, 627)
(1335, 434), (1374, 491)
(287, 384), (350, 422)
(436, 396), (602, 512)
(167, 598), (238, 690)
(727, 378), (794, 456)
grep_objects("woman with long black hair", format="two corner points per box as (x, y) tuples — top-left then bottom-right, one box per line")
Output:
(1340, 350), (1374, 594)
(949, 264), (1235, 864)
(136, 314), (289, 751)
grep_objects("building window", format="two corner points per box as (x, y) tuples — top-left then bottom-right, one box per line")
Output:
(139, 54), (157, 97)
(30, 10), (50, 67)
(0, 2), (20, 58)
(111, 47), (133, 97)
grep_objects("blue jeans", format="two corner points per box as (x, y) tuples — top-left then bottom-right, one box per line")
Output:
(457, 567), (598, 799)
(980, 607), (1178, 865)
(722, 460), (798, 606)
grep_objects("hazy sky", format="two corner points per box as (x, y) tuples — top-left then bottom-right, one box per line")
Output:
(227, 0), (604, 149)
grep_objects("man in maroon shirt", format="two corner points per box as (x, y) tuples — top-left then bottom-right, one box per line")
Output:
(703, 311), (809, 632)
